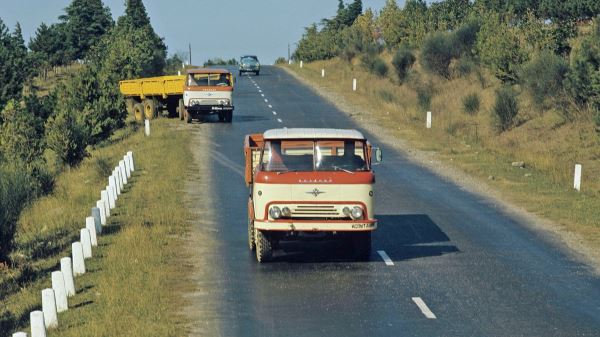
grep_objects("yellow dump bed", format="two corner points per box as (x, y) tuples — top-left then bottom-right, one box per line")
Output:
(119, 75), (186, 99)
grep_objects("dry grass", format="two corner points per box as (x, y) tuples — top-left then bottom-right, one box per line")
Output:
(283, 56), (600, 246)
(1, 119), (192, 336)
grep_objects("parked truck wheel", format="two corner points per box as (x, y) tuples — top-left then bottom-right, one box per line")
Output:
(255, 230), (273, 262)
(133, 103), (144, 121)
(225, 111), (233, 123)
(143, 99), (157, 120)
(178, 99), (184, 120)
(255, 71), (259, 76)
(350, 232), (371, 261)
(218, 113), (225, 122)
(185, 109), (192, 124)
(248, 218), (255, 251)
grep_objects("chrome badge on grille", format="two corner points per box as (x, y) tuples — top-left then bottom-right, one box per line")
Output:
(306, 188), (325, 197)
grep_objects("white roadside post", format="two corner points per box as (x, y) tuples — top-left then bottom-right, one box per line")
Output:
(30, 311), (47, 337)
(91, 207), (102, 234)
(144, 119), (150, 136)
(96, 201), (106, 226)
(574, 164), (582, 191)
(109, 175), (118, 200)
(51, 271), (68, 312)
(352, 78), (357, 91)
(127, 151), (135, 171)
(101, 190), (110, 218)
(107, 185), (116, 209)
(426, 111), (432, 129)
(321, 69), (325, 78)
(85, 217), (98, 246)
(12, 332), (27, 337)
(119, 160), (128, 185)
(80, 229), (92, 259)
(72, 242), (86, 276)
(60, 257), (76, 297)
(124, 155), (131, 178)
(300, 60), (303, 68)
(41, 289), (58, 329)
(114, 168), (122, 194)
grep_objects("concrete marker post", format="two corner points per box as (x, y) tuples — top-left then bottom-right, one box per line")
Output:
(113, 169), (122, 194)
(124, 155), (131, 178)
(60, 257), (76, 297)
(107, 185), (116, 209)
(51, 271), (68, 312)
(96, 201), (106, 226)
(41, 289), (58, 329)
(12, 332), (27, 337)
(300, 60), (303, 68)
(85, 217), (98, 246)
(72, 242), (85, 276)
(574, 164), (582, 191)
(30, 310), (47, 337)
(109, 177), (118, 201)
(144, 119), (150, 136)
(91, 207), (102, 234)
(426, 111), (432, 129)
(321, 69), (325, 78)
(116, 168), (124, 191)
(80, 229), (92, 259)
(352, 78), (357, 91)
(101, 190), (110, 218)
(127, 151), (135, 171)
(119, 160), (128, 185)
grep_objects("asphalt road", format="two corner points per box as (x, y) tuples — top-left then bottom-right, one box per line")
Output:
(186, 66), (600, 337)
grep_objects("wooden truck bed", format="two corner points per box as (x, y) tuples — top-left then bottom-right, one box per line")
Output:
(119, 75), (186, 99)
(244, 133), (264, 185)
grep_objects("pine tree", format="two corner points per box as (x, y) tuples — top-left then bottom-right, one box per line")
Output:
(0, 20), (29, 111)
(60, 0), (114, 61)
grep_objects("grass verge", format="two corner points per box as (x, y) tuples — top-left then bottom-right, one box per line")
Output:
(281, 59), (600, 253)
(1, 119), (192, 336)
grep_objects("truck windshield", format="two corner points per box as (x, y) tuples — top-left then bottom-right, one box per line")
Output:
(188, 73), (231, 86)
(261, 140), (368, 172)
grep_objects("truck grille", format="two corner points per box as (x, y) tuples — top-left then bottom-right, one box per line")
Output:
(291, 205), (340, 218)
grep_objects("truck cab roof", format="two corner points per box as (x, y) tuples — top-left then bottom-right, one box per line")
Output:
(263, 128), (365, 140)
(186, 68), (230, 74)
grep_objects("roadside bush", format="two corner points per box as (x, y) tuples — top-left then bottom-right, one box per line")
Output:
(274, 57), (287, 64)
(462, 93), (481, 115)
(565, 20), (600, 113)
(45, 108), (87, 167)
(453, 57), (475, 78)
(416, 83), (434, 111)
(453, 21), (480, 57)
(492, 86), (519, 132)
(0, 166), (33, 262)
(521, 50), (569, 108)
(372, 58), (389, 77)
(378, 89), (395, 103)
(420, 32), (456, 79)
(392, 46), (416, 83)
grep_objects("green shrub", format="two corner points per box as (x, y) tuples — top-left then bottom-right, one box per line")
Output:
(594, 109), (600, 128)
(454, 57), (475, 77)
(274, 57), (287, 64)
(454, 21), (480, 57)
(420, 32), (456, 79)
(372, 58), (389, 77)
(378, 89), (395, 103)
(45, 108), (87, 167)
(416, 83), (434, 111)
(521, 50), (569, 108)
(0, 166), (33, 262)
(565, 20), (600, 113)
(392, 46), (416, 83)
(492, 86), (519, 132)
(462, 93), (481, 115)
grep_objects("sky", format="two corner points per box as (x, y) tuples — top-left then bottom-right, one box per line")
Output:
(1, 0), (399, 65)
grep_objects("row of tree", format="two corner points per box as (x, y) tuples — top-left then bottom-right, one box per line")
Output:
(0, 0), (167, 262)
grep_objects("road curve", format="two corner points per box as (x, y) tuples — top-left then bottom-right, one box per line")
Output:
(184, 66), (600, 337)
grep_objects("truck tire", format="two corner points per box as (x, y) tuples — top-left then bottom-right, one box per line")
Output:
(255, 71), (259, 76)
(178, 99), (185, 121)
(255, 229), (272, 262)
(133, 103), (144, 122)
(218, 112), (225, 122)
(225, 111), (233, 123)
(248, 217), (255, 251)
(143, 99), (157, 120)
(185, 109), (192, 124)
(351, 232), (371, 261)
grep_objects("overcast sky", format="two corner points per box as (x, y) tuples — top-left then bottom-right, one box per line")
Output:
(1, 0), (401, 64)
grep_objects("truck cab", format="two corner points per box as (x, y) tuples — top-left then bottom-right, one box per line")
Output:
(244, 128), (382, 262)
(183, 68), (234, 123)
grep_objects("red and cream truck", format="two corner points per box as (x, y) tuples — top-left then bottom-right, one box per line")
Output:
(244, 128), (382, 262)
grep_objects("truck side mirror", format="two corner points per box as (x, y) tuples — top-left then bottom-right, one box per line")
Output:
(372, 147), (382, 165)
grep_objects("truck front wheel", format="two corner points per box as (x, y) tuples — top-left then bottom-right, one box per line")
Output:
(178, 99), (184, 121)
(185, 109), (192, 123)
(225, 111), (233, 123)
(143, 99), (157, 120)
(255, 230), (273, 262)
(350, 232), (371, 261)
(248, 218), (255, 251)
(133, 103), (144, 122)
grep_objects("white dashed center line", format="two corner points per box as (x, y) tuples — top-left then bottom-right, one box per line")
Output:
(268, 104), (272, 108)
(377, 250), (394, 266)
(272, 111), (277, 115)
(412, 297), (437, 319)
(258, 89), (262, 93)
(261, 94), (265, 97)
(264, 99), (268, 103)
(277, 118), (283, 123)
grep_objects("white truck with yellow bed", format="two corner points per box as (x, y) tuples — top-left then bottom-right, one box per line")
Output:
(244, 128), (382, 262)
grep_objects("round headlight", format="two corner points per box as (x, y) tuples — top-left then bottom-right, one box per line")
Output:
(281, 207), (291, 217)
(351, 206), (363, 220)
(269, 206), (282, 219)
(342, 207), (351, 217)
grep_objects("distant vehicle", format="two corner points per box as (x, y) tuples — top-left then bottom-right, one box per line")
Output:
(119, 68), (234, 123)
(244, 128), (383, 262)
(239, 55), (260, 76)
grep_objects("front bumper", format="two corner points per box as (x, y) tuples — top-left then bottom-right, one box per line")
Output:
(254, 219), (377, 232)
(187, 105), (234, 115)
(240, 67), (260, 72)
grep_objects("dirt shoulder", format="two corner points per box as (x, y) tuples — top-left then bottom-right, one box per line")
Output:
(281, 65), (600, 274)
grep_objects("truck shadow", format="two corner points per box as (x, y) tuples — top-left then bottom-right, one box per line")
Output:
(271, 214), (459, 263)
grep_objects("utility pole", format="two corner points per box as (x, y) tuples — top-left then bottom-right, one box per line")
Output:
(288, 43), (290, 61)
(189, 43), (192, 66)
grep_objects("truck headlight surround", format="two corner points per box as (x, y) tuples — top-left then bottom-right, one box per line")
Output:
(350, 206), (363, 220)
(269, 206), (282, 219)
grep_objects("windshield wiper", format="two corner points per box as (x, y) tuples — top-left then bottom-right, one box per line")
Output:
(333, 166), (354, 174)
(276, 169), (299, 175)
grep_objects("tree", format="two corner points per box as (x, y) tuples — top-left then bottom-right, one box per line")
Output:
(378, 0), (403, 48)
(29, 23), (69, 78)
(0, 101), (45, 169)
(0, 20), (29, 112)
(45, 108), (87, 166)
(60, 0), (114, 60)
(565, 20), (600, 112)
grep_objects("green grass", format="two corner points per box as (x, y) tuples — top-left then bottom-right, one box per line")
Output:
(282, 58), (600, 248)
(1, 119), (192, 336)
